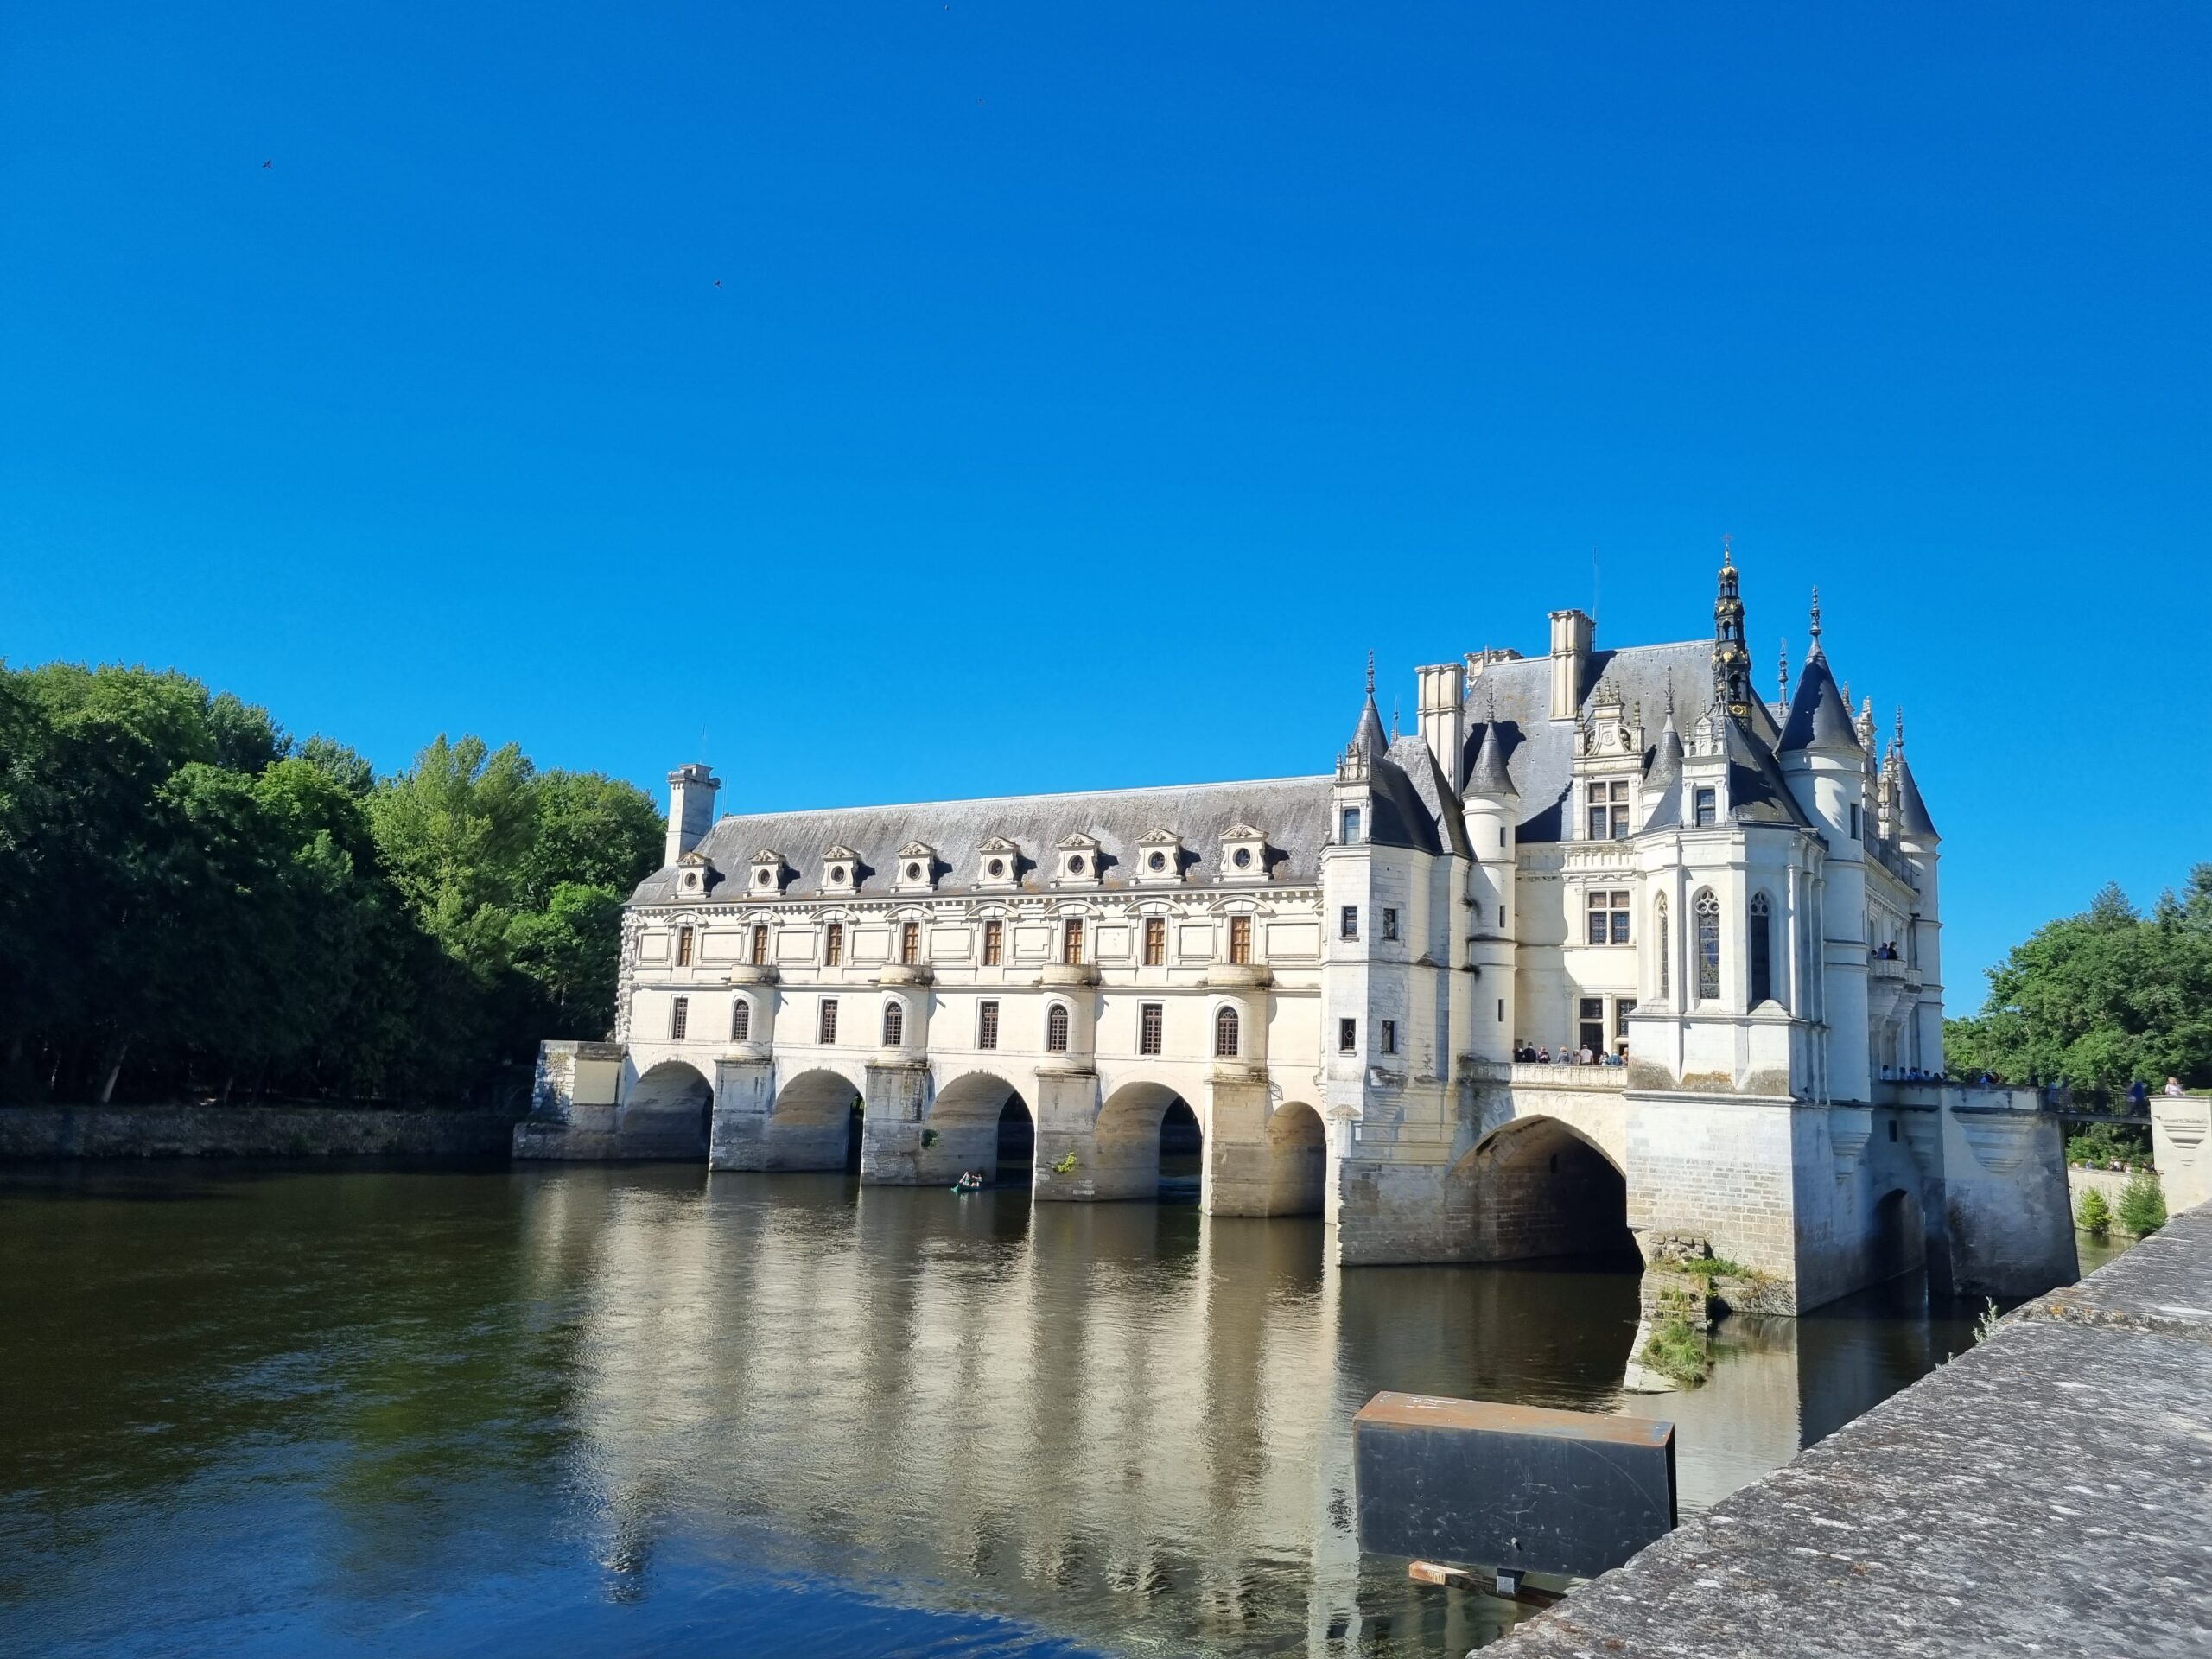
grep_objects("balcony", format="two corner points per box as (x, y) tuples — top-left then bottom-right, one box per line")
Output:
(1201, 963), (1274, 990)
(727, 963), (779, 987)
(877, 963), (934, 988)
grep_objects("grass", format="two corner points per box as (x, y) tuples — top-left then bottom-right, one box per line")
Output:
(1640, 1318), (1710, 1387)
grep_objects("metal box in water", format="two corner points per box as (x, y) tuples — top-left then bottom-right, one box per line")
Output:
(1354, 1391), (1676, 1580)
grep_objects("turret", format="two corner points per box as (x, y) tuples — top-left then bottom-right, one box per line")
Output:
(1460, 701), (1520, 1057)
(1891, 710), (1945, 1073)
(664, 763), (720, 867)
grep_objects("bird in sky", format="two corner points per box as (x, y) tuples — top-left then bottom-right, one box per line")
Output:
(713, 279), (722, 288)
(261, 159), (272, 168)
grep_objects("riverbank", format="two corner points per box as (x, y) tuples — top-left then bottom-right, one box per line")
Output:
(0, 1103), (517, 1161)
(1491, 1202), (2212, 1657)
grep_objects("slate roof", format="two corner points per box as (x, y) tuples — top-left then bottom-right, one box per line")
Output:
(1778, 650), (1861, 754)
(1894, 753), (1940, 841)
(632, 776), (1336, 904)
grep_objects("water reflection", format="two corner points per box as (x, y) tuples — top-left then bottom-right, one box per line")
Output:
(0, 1163), (1986, 1656)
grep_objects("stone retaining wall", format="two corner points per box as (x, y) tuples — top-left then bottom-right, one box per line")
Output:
(0, 1103), (517, 1161)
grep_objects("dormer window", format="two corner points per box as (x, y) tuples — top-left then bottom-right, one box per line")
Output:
(820, 845), (861, 895)
(1587, 780), (1629, 840)
(1694, 787), (1717, 829)
(1341, 808), (1363, 843)
(893, 842), (937, 894)
(1054, 833), (1103, 888)
(1219, 824), (1268, 884)
(677, 849), (716, 896)
(748, 849), (788, 896)
(976, 836), (1021, 892)
(1135, 828), (1184, 886)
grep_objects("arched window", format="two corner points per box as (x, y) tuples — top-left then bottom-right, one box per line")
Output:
(1694, 889), (1721, 1002)
(882, 1001), (904, 1047)
(1045, 1003), (1071, 1052)
(1215, 1005), (1241, 1058)
(1655, 895), (1669, 1001)
(1749, 892), (1774, 1007)
(731, 998), (751, 1042)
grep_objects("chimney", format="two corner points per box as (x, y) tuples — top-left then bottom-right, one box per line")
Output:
(1548, 609), (1593, 721)
(664, 763), (721, 867)
(1416, 661), (1466, 791)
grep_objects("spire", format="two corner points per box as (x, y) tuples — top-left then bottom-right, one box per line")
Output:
(1347, 653), (1388, 760)
(1367, 649), (1376, 698)
(1710, 535), (1751, 720)
(1646, 677), (1686, 796)
(1807, 585), (1825, 659)
(1465, 696), (1517, 798)
(1391, 699), (1400, 742)
(1778, 637), (1790, 709)
(1777, 645), (1859, 755)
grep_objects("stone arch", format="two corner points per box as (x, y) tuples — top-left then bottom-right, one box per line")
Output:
(619, 1060), (713, 1159)
(1093, 1079), (1198, 1202)
(1869, 1185), (1926, 1282)
(1448, 1114), (1637, 1265)
(768, 1065), (864, 1171)
(1266, 1101), (1327, 1215)
(929, 1069), (1034, 1185)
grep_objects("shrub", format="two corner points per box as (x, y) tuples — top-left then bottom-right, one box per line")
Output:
(1677, 1255), (1746, 1281)
(1640, 1319), (1708, 1387)
(2075, 1185), (2112, 1240)
(1051, 1150), (1078, 1175)
(2117, 1172), (2167, 1238)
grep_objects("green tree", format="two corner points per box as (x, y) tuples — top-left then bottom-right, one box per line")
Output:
(1946, 867), (2212, 1092)
(2117, 1173), (2167, 1238)
(2075, 1185), (2111, 1240)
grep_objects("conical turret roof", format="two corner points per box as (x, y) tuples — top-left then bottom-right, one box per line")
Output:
(1464, 719), (1517, 798)
(1777, 651), (1859, 755)
(1893, 751), (1939, 841)
(1348, 652), (1388, 760)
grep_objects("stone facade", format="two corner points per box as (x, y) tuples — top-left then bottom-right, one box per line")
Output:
(519, 553), (2075, 1312)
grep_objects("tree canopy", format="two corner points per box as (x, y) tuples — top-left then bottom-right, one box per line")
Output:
(1945, 867), (2212, 1092)
(0, 662), (662, 1107)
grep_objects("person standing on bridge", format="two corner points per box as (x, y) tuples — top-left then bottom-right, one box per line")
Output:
(2130, 1079), (2149, 1112)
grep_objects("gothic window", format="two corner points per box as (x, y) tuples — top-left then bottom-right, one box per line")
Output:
(731, 998), (750, 1042)
(670, 996), (689, 1040)
(818, 999), (839, 1045)
(977, 1001), (1000, 1050)
(1061, 919), (1084, 965)
(1144, 918), (1166, 967)
(882, 1001), (904, 1047)
(1586, 889), (1630, 945)
(1229, 916), (1252, 965)
(1341, 807), (1362, 842)
(1579, 997), (1604, 1054)
(1586, 779), (1629, 840)
(982, 919), (1003, 966)
(750, 925), (769, 966)
(1382, 907), (1399, 941)
(1655, 896), (1670, 1000)
(1749, 892), (1775, 1007)
(1140, 1002), (1164, 1056)
(1338, 1017), (1357, 1053)
(1694, 787), (1717, 829)
(1045, 1003), (1071, 1053)
(1339, 906), (1359, 940)
(824, 922), (843, 966)
(1214, 1005), (1240, 1058)
(899, 922), (920, 966)
(676, 926), (695, 966)
(1694, 889), (1721, 1002)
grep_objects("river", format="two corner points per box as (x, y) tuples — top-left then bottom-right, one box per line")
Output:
(0, 1161), (2000, 1656)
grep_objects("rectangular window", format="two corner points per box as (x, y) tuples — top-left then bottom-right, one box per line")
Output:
(1062, 918), (1084, 965)
(1381, 907), (1398, 942)
(899, 921), (920, 965)
(818, 999), (839, 1045)
(1499, 904), (1507, 928)
(977, 1001), (1000, 1050)
(1586, 889), (1631, 945)
(1614, 998), (1637, 1042)
(1586, 779), (1630, 841)
(1139, 1001), (1164, 1056)
(1338, 1017), (1357, 1053)
(751, 925), (770, 966)
(670, 995), (689, 1040)
(676, 926), (694, 966)
(1341, 807), (1362, 842)
(1694, 787), (1717, 829)
(1578, 997), (1605, 1056)
(1339, 906), (1359, 940)
(1381, 1019), (1398, 1055)
(1144, 917), (1166, 967)
(1497, 997), (1505, 1023)
(824, 922), (843, 966)
(1229, 915), (1252, 965)
(1849, 802), (1861, 840)
(982, 919), (1003, 966)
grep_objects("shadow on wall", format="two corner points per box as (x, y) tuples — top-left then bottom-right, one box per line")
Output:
(620, 1062), (713, 1158)
(1446, 1116), (1640, 1268)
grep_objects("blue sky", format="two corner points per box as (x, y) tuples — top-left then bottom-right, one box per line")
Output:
(3, 3), (2207, 995)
